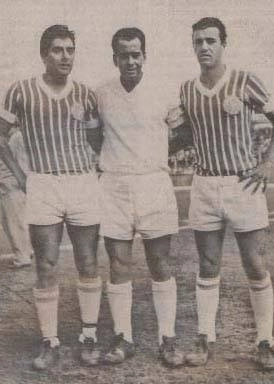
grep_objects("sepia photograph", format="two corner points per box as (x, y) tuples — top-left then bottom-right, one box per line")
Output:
(1, 0), (274, 383)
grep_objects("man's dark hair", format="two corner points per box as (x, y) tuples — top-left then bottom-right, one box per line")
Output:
(112, 27), (146, 54)
(192, 17), (227, 45)
(40, 24), (75, 57)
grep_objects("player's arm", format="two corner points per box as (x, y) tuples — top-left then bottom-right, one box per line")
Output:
(250, 110), (274, 189)
(166, 104), (193, 155)
(0, 109), (16, 136)
(86, 125), (103, 155)
(261, 111), (274, 161)
(85, 89), (104, 154)
(168, 122), (193, 155)
(238, 72), (274, 193)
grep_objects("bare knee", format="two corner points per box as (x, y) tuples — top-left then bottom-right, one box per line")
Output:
(199, 255), (221, 278)
(144, 236), (172, 282)
(194, 230), (224, 278)
(76, 254), (98, 279)
(109, 255), (132, 284)
(242, 257), (267, 280)
(236, 230), (267, 280)
(147, 254), (171, 281)
(104, 237), (133, 284)
(36, 258), (58, 288)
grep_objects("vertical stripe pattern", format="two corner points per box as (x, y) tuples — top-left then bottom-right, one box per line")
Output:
(180, 69), (270, 174)
(4, 78), (99, 174)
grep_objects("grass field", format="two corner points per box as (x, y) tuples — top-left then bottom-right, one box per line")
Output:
(1, 187), (274, 383)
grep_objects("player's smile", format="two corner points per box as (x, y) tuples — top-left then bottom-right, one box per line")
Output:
(125, 66), (138, 76)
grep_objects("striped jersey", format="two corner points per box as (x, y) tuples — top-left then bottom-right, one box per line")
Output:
(179, 68), (272, 175)
(3, 76), (99, 174)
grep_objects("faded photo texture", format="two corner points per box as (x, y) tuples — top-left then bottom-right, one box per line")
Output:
(1, 1), (274, 383)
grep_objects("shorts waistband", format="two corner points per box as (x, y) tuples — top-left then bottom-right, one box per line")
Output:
(195, 167), (255, 177)
(101, 170), (167, 177)
(38, 170), (91, 176)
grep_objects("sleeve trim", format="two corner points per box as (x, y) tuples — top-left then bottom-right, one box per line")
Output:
(0, 108), (16, 125)
(263, 96), (274, 114)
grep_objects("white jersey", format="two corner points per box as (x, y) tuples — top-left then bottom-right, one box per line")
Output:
(96, 76), (171, 174)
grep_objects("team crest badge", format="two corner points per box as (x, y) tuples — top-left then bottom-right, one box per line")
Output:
(71, 102), (85, 121)
(223, 95), (242, 115)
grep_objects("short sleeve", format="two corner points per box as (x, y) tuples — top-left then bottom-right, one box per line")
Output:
(3, 82), (21, 121)
(0, 108), (17, 124)
(166, 105), (185, 129)
(0, 82), (21, 125)
(244, 73), (273, 113)
(166, 84), (189, 129)
(85, 88), (101, 129)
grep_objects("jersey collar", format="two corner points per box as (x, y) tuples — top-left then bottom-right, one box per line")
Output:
(195, 66), (231, 97)
(37, 75), (73, 100)
(118, 72), (145, 95)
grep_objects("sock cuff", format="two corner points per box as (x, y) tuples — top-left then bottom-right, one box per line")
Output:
(196, 275), (220, 289)
(152, 276), (176, 292)
(33, 286), (59, 301)
(256, 338), (274, 347)
(249, 271), (271, 291)
(77, 277), (102, 292)
(106, 280), (132, 294)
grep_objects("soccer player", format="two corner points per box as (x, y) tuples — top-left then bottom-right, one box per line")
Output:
(0, 25), (102, 370)
(173, 17), (274, 370)
(96, 27), (184, 367)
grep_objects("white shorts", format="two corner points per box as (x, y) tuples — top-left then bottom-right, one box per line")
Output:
(100, 172), (178, 240)
(26, 172), (100, 226)
(189, 174), (269, 232)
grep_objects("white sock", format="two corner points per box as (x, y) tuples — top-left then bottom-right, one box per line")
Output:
(33, 286), (59, 345)
(77, 277), (102, 342)
(249, 271), (273, 346)
(107, 281), (133, 343)
(152, 277), (177, 344)
(196, 275), (220, 342)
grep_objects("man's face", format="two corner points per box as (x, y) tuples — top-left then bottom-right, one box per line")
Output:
(193, 27), (225, 69)
(43, 37), (75, 77)
(113, 37), (145, 84)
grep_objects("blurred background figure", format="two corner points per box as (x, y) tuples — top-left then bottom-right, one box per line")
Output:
(252, 113), (273, 165)
(0, 128), (32, 268)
